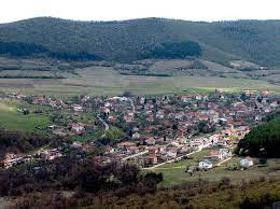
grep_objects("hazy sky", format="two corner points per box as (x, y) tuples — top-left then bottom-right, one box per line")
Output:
(1, 0), (280, 23)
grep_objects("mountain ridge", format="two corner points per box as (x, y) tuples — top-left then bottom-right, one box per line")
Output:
(0, 17), (280, 66)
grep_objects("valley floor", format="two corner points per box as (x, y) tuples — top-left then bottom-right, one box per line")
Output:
(1, 67), (280, 96)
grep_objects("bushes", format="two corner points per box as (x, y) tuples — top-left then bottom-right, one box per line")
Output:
(8, 177), (280, 209)
(0, 157), (162, 196)
(0, 129), (52, 160)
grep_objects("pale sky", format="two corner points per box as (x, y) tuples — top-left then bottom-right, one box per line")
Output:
(1, 0), (280, 23)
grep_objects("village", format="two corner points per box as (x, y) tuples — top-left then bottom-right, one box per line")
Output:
(1, 89), (279, 172)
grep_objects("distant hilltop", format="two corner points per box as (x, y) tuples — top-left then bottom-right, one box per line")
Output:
(0, 17), (280, 67)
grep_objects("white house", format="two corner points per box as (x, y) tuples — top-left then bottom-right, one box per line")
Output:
(198, 159), (213, 170)
(240, 158), (254, 169)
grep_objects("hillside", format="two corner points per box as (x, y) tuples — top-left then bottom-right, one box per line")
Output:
(237, 116), (280, 157)
(1, 17), (280, 67)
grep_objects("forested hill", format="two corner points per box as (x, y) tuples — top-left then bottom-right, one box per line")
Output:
(237, 116), (280, 158)
(0, 17), (280, 66)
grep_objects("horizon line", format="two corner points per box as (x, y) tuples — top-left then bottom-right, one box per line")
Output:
(1, 16), (280, 24)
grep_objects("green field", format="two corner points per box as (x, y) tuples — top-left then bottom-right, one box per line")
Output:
(151, 150), (280, 187)
(1, 67), (279, 96)
(0, 99), (51, 133)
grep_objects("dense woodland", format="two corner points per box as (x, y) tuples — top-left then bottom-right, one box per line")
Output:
(1, 18), (280, 66)
(237, 116), (280, 157)
(143, 41), (201, 59)
(0, 41), (101, 61)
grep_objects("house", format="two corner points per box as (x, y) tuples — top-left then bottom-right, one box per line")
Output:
(116, 141), (136, 150)
(198, 159), (213, 170)
(145, 137), (156, 145)
(126, 145), (139, 154)
(145, 156), (157, 165)
(132, 132), (140, 139)
(46, 123), (56, 130)
(2, 153), (24, 169)
(104, 102), (111, 108)
(105, 145), (115, 154)
(72, 104), (83, 112)
(108, 115), (117, 123)
(240, 158), (254, 169)
(71, 142), (83, 149)
(70, 123), (85, 134)
(100, 107), (111, 114)
(148, 147), (159, 155)
(124, 112), (134, 123)
(167, 148), (177, 159)
(261, 90), (270, 97)
(270, 101), (278, 108)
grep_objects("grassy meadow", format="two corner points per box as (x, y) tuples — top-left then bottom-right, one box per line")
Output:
(0, 98), (50, 133)
(153, 154), (280, 187)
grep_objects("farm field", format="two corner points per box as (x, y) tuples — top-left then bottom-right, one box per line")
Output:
(0, 67), (280, 96)
(0, 99), (51, 133)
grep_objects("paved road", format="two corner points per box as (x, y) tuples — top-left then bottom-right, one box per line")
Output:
(97, 115), (109, 137)
(215, 156), (233, 167)
(97, 115), (109, 131)
(122, 150), (149, 161)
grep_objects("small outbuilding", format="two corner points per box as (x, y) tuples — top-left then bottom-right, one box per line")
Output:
(198, 159), (213, 170)
(240, 158), (254, 169)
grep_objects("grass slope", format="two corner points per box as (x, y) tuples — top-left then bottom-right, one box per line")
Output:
(0, 99), (50, 132)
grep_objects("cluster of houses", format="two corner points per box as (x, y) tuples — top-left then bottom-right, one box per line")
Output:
(1, 148), (63, 169)
(1, 90), (279, 169)
(88, 90), (278, 167)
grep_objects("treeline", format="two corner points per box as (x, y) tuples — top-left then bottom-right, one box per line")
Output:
(8, 176), (280, 209)
(237, 117), (280, 157)
(0, 40), (202, 61)
(0, 41), (102, 61)
(48, 52), (102, 61)
(0, 157), (162, 196)
(144, 41), (202, 59)
(0, 129), (52, 160)
(0, 41), (47, 56)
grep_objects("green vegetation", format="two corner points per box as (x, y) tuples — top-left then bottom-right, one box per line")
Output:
(0, 99), (50, 133)
(7, 175), (280, 209)
(144, 41), (201, 59)
(1, 17), (280, 67)
(156, 157), (280, 187)
(105, 126), (124, 140)
(237, 117), (280, 157)
(71, 130), (103, 142)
